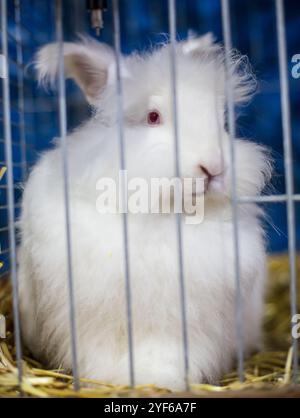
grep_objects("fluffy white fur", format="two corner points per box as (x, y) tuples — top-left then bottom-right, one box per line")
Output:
(18, 34), (271, 390)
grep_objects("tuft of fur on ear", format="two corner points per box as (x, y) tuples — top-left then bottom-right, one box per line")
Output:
(225, 49), (257, 106)
(34, 37), (114, 105)
(182, 32), (257, 107)
(182, 31), (219, 55)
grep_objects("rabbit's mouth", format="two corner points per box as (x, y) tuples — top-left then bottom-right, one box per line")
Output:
(202, 173), (226, 195)
(188, 176), (224, 198)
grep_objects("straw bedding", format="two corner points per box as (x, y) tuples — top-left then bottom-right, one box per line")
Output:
(0, 254), (299, 398)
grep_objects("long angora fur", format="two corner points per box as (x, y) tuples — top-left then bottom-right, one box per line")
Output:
(18, 33), (272, 390)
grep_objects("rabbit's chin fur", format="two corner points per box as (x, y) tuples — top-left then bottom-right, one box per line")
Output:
(18, 33), (271, 391)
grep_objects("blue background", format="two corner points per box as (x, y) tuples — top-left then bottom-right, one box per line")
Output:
(1, 0), (300, 276)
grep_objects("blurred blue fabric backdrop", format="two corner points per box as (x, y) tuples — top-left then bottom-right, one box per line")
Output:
(1, 0), (300, 275)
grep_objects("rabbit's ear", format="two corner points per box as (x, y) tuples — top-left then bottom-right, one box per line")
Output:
(35, 38), (114, 105)
(182, 32), (256, 106)
(181, 32), (220, 56)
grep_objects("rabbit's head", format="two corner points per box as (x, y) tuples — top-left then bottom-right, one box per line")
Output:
(35, 33), (271, 208)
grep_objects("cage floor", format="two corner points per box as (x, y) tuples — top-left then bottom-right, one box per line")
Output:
(0, 254), (299, 398)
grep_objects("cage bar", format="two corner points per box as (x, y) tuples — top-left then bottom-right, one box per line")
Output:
(275, 0), (299, 384)
(14, 0), (28, 181)
(55, 0), (80, 391)
(112, 0), (135, 387)
(238, 194), (300, 203)
(221, 0), (245, 382)
(168, 0), (190, 390)
(1, 0), (23, 389)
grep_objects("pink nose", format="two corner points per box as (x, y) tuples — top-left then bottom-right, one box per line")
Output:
(199, 163), (223, 178)
(199, 165), (214, 181)
(198, 164), (223, 191)
(198, 149), (223, 179)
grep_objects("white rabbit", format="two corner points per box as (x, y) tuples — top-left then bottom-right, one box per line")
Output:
(18, 33), (271, 390)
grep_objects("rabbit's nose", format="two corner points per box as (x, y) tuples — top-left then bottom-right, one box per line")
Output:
(198, 164), (223, 191)
(198, 164), (222, 179)
(199, 165), (213, 181)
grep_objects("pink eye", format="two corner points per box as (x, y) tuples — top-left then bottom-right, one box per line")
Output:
(147, 110), (161, 125)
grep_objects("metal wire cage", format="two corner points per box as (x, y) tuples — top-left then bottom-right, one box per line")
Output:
(0, 0), (299, 396)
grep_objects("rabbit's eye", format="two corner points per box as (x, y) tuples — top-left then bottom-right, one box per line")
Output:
(147, 110), (161, 125)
